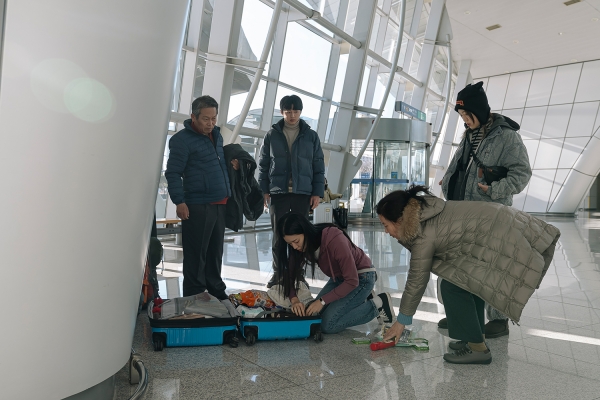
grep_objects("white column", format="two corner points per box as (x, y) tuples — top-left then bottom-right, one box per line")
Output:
(203, 0), (243, 126)
(0, 1), (189, 398)
(432, 59), (472, 197)
(409, 0), (445, 110)
(327, 0), (377, 194)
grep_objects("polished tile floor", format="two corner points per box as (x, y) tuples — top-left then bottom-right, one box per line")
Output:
(117, 214), (600, 399)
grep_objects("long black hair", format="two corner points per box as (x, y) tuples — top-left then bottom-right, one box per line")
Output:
(376, 185), (432, 223)
(276, 212), (356, 298)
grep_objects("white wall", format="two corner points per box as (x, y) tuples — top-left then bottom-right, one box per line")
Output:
(477, 60), (600, 213)
(0, 1), (189, 398)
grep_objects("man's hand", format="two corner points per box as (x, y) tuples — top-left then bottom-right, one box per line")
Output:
(290, 298), (305, 316)
(263, 194), (271, 208)
(231, 159), (239, 171)
(478, 182), (489, 193)
(310, 195), (320, 210)
(176, 203), (190, 220)
(305, 299), (324, 316)
(383, 321), (405, 344)
(438, 180), (443, 185)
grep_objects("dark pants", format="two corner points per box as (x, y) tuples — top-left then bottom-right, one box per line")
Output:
(440, 279), (485, 343)
(270, 193), (311, 273)
(181, 203), (227, 299)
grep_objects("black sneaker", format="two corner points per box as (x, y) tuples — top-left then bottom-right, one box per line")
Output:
(377, 293), (395, 323)
(484, 319), (509, 338)
(443, 344), (492, 365)
(438, 317), (448, 329)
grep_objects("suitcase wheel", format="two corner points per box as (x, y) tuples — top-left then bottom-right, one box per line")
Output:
(314, 330), (323, 342)
(152, 333), (166, 351)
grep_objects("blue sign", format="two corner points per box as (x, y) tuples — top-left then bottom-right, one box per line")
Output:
(391, 172), (398, 179)
(395, 101), (426, 121)
(360, 172), (371, 179)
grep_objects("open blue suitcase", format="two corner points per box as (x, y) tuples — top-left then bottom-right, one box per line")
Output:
(148, 300), (239, 351)
(240, 313), (323, 345)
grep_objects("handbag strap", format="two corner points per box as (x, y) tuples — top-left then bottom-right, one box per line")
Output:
(465, 133), (486, 169)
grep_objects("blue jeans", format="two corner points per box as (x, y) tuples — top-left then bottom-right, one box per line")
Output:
(317, 271), (378, 334)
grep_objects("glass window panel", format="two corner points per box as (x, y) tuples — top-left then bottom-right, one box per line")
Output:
(541, 104), (572, 139)
(408, 44), (421, 76)
(369, 13), (381, 51)
(325, 104), (338, 142)
(567, 101), (599, 137)
(344, 0), (360, 36)
(332, 54), (348, 103)
(504, 71), (532, 110)
(575, 60), (600, 103)
(521, 106), (548, 140)
(533, 139), (563, 169)
(558, 137), (589, 169)
(279, 23), (331, 96)
(358, 65), (371, 106)
(549, 63), (582, 105)
(486, 75), (510, 111)
(526, 67), (556, 107)
(390, 0), (417, 32)
(429, 63), (446, 95)
(382, 23), (398, 62)
(238, 0), (272, 60)
(275, 86), (321, 131)
(299, 0), (341, 24)
(227, 78), (267, 129)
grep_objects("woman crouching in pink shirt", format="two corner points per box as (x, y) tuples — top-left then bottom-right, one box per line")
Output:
(276, 212), (395, 333)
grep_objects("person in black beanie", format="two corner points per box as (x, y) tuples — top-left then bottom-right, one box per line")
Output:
(438, 81), (532, 342)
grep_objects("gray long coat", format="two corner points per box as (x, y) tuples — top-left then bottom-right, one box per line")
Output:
(397, 196), (560, 322)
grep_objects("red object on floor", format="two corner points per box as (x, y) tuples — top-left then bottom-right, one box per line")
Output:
(370, 341), (396, 351)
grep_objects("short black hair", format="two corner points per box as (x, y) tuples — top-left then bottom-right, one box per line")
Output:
(192, 95), (219, 116)
(280, 95), (303, 111)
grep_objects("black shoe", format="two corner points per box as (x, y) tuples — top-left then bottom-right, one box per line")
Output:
(485, 319), (509, 338)
(438, 317), (448, 329)
(443, 344), (492, 365)
(377, 293), (395, 324)
(448, 340), (467, 351)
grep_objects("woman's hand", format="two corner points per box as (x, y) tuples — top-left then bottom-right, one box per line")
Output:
(290, 298), (305, 316)
(383, 321), (405, 344)
(305, 299), (324, 316)
(477, 182), (489, 193)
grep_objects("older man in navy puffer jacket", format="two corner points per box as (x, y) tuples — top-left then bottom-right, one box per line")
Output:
(166, 95), (238, 298)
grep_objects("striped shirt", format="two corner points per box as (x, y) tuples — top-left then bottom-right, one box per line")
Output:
(469, 128), (483, 164)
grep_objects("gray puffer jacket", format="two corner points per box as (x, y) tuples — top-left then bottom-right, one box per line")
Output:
(441, 114), (531, 206)
(396, 196), (560, 322)
(258, 119), (325, 197)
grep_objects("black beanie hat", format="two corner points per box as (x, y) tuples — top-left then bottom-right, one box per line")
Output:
(454, 81), (490, 125)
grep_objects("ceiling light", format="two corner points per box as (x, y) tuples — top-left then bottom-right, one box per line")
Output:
(593, 18), (599, 22)
(513, 40), (519, 44)
(558, 32), (564, 35)
(464, 11), (471, 15)
(571, 59), (578, 62)
(486, 24), (502, 31)
(504, 71), (509, 73)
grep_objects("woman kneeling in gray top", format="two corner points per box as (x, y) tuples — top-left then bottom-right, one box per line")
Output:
(379, 186), (560, 364)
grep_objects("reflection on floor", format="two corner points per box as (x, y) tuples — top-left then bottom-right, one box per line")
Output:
(117, 214), (600, 400)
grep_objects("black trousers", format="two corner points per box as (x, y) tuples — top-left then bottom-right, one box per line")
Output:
(440, 279), (485, 343)
(270, 193), (311, 272)
(181, 203), (227, 299)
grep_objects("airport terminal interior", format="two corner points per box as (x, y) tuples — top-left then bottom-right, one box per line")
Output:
(2, 0), (600, 399)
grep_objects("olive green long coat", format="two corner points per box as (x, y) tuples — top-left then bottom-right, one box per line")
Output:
(397, 196), (560, 322)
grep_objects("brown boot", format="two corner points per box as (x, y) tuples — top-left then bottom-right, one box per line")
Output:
(484, 319), (509, 338)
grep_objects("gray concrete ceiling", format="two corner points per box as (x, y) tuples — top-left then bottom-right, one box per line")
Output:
(446, 0), (600, 78)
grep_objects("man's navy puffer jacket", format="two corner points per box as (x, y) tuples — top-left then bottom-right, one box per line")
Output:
(165, 120), (231, 205)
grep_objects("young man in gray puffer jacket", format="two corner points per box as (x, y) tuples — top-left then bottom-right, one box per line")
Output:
(439, 81), (532, 338)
